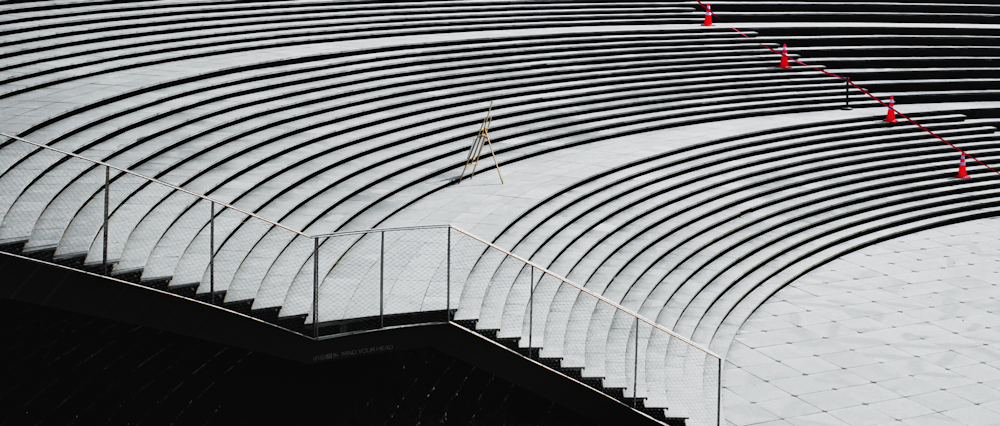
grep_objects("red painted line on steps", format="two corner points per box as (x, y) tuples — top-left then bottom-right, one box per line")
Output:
(695, 1), (1000, 177)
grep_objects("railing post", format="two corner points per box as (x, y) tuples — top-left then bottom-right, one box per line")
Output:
(446, 227), (451, 322)
(102, 165), (109, 275)
(633, 317), (639, 407)
(529, 267), (534, 360)
(313, 237), (319, 339)
(209, 201), (215, 305)
(718, 357), (723, 426)
(842, 77), (852, 110)
(380, 231), (385, 329)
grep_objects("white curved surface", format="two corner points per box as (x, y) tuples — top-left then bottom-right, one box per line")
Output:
(722, 218), (1000, 426)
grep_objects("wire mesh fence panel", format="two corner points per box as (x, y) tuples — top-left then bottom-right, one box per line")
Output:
(705, 352), (722, 426)
(516, 265), (536, 351)
(381, 227), (449, 325)
(520, 270), (561, 350)
(646, 326), (721, 426)
(253, 228), (322, 315)
(683, 345), (721, 426)
(603, 300), (636, 394)
(564, 285), (605, 370)
(449, 231), (506, 322)
(0, 148), (75, 249)
(258, 232), (315, 334)
(636, 319), (653, 405)
(110, 188), (193, 279)
(56, 168), (132, 269)
(645, 323), (672, 410)
(85, 177), (172, 271)
(227, 224), (299, 304)
(138, 191), (207, 284)
(165, 197), (216, 291)
(312, 232), (382, 333)
(446, 228), (483, 313)
(0, 139), (35, 177)
(496, 261), (532, 339)
(497, 262), (531, 341)
(201, 211), (274, 299)
(0, 145), (62, 221)
(169, 200), (219, 290)
(477, 250), (525, 333)
(540, 278), (589, 360)
(0, 140), (37, 247)
(23, 162), (105, 267)
(256, 231), (312, 311)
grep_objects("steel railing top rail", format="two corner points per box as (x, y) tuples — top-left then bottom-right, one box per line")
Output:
(450, 225), (722, 359)
(310, 224), (449, 238)
(1, 132), (718, 358)
(1, 132), (309, 238)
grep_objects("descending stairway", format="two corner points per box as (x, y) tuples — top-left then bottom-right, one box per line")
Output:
(463, 109), (1000, 417)
(0, 23), (860, 308)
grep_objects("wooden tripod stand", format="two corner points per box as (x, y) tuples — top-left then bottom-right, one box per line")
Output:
(460, 101), (503, 183)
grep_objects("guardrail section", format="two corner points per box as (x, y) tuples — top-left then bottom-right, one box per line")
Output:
(0, 133), (721, 426)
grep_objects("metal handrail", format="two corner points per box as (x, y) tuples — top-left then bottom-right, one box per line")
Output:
(0, 132), (309, 238)
(1, 132), (718, 359)
(310, 224), (447, 238)
(450, 225), (722, 359)
(1, 134), (719, 425)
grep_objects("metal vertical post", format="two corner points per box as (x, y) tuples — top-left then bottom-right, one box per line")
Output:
(209, 201), (215, 305)
(446, 227), (451, 322)
(529, 267), (534, 360)
(633, 317), (639, 408)
(718, 357), (723, 426)
(842, 78), (852, 110)
(380, 231), (385, 329)
(313, 237), (319, 339)
(102, 166), (109, 275)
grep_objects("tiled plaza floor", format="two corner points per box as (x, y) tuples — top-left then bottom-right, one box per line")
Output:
(723, 217), (1000, 425)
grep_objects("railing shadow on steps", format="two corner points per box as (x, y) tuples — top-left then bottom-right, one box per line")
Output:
(0, 132), (721, 426)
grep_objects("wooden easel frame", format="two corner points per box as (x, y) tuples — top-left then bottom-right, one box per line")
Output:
(460, 101), (503, 184)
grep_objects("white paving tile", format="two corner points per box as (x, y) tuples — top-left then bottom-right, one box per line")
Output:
(939, 405), (1000, 426)
(908, 390), (976, 412)
(827, 404), (896, 426)
(868, 396), (937, 420)
(723, 220), (1000, 425)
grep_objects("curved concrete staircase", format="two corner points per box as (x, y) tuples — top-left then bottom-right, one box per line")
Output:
(3, 1), (1000, 425)
(455, 107), (1000, 418)
(709, 0), (1000, 104)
